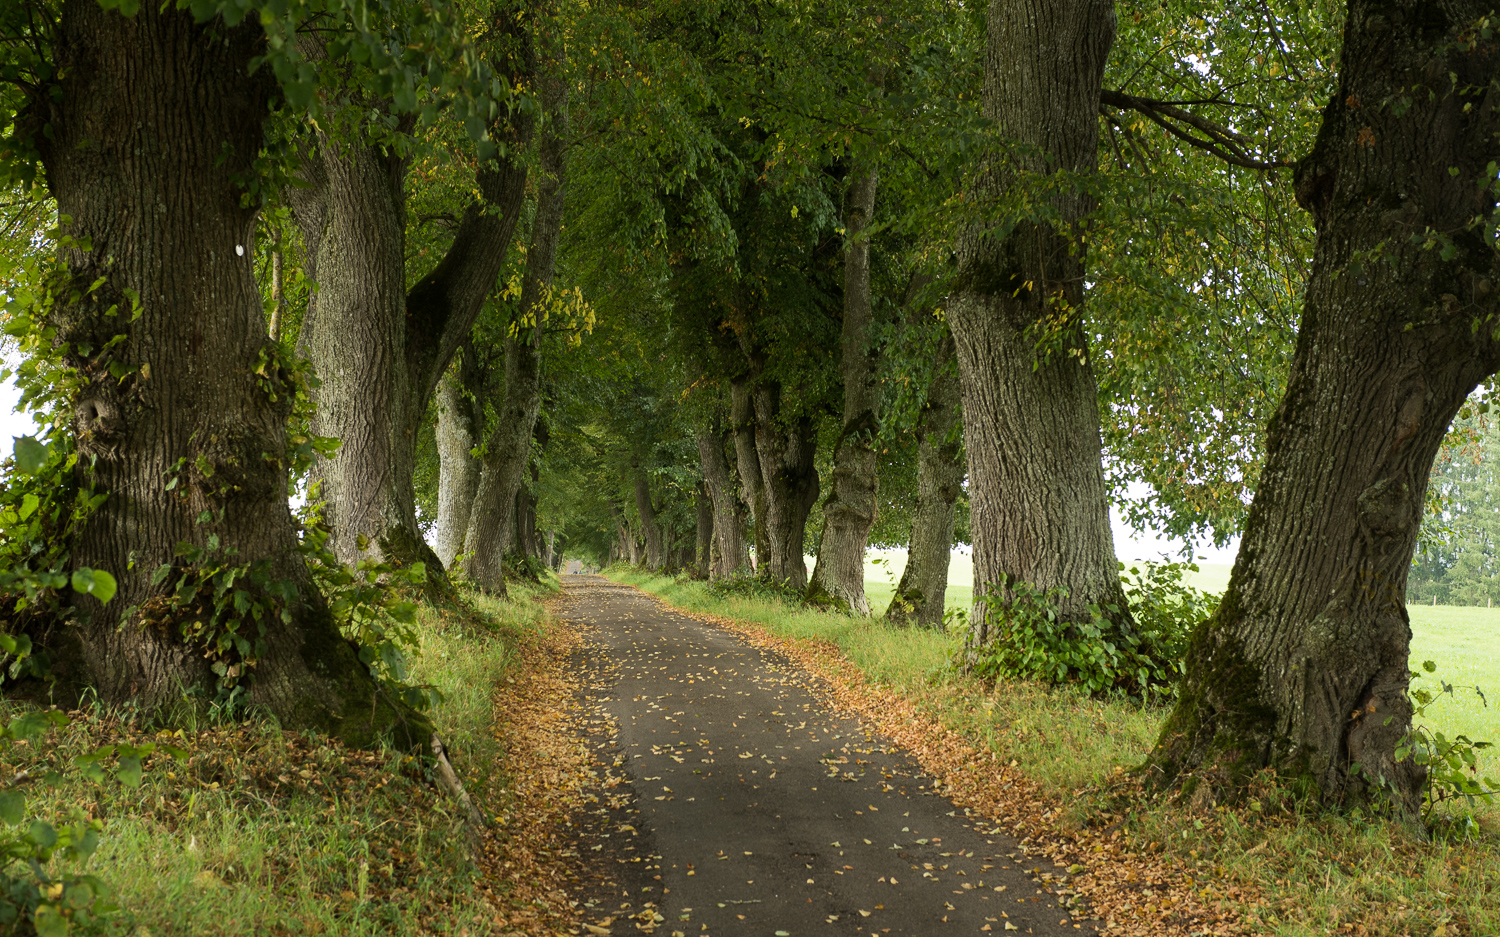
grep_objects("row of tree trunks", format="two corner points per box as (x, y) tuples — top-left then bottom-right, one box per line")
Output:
(808, 166), (882, 612)
(948, 0), (1131, 648)
(1149, 0), (1500, 808)
(461, 71), (568, 593)
(288, 7), (536, 579)
(39, 3), (425, 747)
(887, 331), (966, 628)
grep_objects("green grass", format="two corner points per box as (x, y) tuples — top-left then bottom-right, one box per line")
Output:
(1, 583), (553, 936)
(1408, 604), (1500, 778)
(613, 567), (1500, 937)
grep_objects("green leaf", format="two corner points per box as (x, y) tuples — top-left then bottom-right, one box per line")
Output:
(13, 435), (48, 474)
(32, 904), (69, 937)
(0, 789), (24, 826)
(1423, 660), (1437, 673)
(116, 755), (143, 788)
(71, 568), (118, 604)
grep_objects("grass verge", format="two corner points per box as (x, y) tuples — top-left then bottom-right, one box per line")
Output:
(609, 567), (1500, 937)
(1, 581), (560, 937)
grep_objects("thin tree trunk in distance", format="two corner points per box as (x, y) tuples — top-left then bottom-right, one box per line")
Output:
(268, 249), (285, 341)
(434, 342), (484, 569)
(694, 481), (714, 579)
(697, 425), (747, 578)
(730, 377), (770, 566)
(888, 332), (965, 629)
(1148, 0), (1500, 808)
(37, 3), (425, 747)
(809, 166), (881, 612)
(461, 73), (567, 592)
(753, 382), (820, 590)
(948, 0), (1129, 648)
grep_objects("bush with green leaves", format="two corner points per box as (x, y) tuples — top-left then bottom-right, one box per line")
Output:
(703, 570), (806, 605)
(964, 561), (1215, 698)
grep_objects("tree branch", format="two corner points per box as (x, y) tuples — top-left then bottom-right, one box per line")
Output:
(1100, 88), (1291, 171)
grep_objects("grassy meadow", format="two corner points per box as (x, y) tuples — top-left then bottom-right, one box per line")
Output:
(0, 583), (556, 937)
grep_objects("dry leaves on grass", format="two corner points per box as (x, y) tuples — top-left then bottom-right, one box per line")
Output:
(651, 601), (1261, 937)
(480, 604), (598, 936)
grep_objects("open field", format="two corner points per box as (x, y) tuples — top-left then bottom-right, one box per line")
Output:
(862, 552), (1500, 776)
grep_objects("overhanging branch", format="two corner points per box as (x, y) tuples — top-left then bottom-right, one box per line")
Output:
(1100, 88), (1292, 171)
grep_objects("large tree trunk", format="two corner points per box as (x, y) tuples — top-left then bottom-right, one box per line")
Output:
(808, 167), (881, 612)
(633, 467), (666, 570)
(461, 74), (567, 592)
(289, 14), (534, 576)
(696, 426), (747, 578)
(730, 377), (771, 567)
(752, 382), (821, 590)
(887, 333), (966, 629)
(434, 343), (484, 568)
(1148, 0), (1500, 809)
(36, 3), (425, 747)
(948, 0), (1129, 646)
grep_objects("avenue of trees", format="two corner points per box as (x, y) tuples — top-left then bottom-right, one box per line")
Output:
(0, 0), (1496, 817)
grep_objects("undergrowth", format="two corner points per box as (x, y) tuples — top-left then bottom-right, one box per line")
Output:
(0, 583), (553, 936)
(610, 568), (1500, 937)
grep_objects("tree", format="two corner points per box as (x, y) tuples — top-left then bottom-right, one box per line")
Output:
(1149, 0), (1500, 808)
(290, 1), (536, 575)
(948, 0), (1131, 643)
(0, 1), (442, 745)
(463, 67), (568, 593)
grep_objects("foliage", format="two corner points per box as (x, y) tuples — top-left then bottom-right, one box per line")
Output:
(1380, 661), (1500, 833)
(702, 570), (804, 605)
(1409, 408), (1500, 605)
(964, 563), (1213, 698)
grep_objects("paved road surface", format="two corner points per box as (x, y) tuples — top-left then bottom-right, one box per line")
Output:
(558, 575), (1091, 937)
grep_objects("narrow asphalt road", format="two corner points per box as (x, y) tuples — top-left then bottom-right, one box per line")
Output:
(558, 574), (1092, 937)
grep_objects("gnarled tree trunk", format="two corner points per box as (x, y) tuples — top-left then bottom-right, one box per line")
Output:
(887, 332), (966, 629)
(37, 3), (424, 748)
(460, 73), (567, 592)
(948, 0), (1130, 646)
(808, 166), (881, 612)
(697, 425), (747, 578)
(1148, 0), (1500, 809)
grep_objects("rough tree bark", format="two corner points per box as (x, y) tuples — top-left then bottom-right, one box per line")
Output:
(730, 376), (771, 566)
(752, 382), (821, 590)
(461, 72), (567, 592)
(948, 0), (1130, 645)
(887, 332), (966, 629)
(633, 466), (666, 570)
(808, 166), (881, 612)
(434, 342), (485, 568)
(696, 424), (747, 578)
(290, 11), (535, 574)
(35, 3), (424, 746)
(1148, 0), (1500, 808)
(694, 481), (714, 579)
